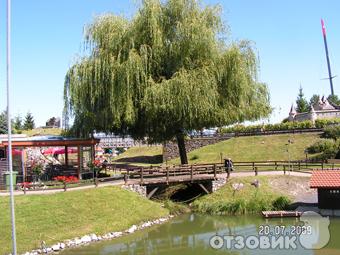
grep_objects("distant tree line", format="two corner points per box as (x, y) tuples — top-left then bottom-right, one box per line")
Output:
(295, 86), (340, 113)
(0, 111), (35, 134)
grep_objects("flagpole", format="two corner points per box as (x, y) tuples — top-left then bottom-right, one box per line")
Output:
(7, 0), (18, 254)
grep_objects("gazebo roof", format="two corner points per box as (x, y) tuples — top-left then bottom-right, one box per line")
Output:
(310, 170), (340, 188)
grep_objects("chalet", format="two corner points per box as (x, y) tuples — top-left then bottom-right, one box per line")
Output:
(310, 170), (340, 209)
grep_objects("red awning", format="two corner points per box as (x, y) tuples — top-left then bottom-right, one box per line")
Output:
(42, 147), (78, 155)
(310, 170), (340, 188)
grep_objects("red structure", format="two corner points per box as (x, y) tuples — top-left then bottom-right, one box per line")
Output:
(310, 170), (340, 209)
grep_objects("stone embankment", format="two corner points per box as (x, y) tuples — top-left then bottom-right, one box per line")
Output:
(18, 215), (174, 255)
(163, 136), (231, 161)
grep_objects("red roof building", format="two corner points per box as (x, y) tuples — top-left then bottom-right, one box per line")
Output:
(310, 170), (340, 209)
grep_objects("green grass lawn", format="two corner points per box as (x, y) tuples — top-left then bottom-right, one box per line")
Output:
(191, 176), (292, 215)
(0, 187), (168, 254)
(113, 146), (163, 166)
(169, 133), (321, 164)
(20, 128), (62, 137)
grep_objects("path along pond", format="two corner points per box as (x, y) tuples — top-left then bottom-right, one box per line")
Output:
(60, 214), (340, 255)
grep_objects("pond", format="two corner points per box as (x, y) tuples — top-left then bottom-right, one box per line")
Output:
(60, 214), (340, 255)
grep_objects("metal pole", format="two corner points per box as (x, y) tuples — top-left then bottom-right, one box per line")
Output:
(7, 0), (17, 253)
(321, 19), (335, 95)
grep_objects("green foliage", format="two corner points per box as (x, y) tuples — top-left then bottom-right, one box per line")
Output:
(190, 154), (199, 160)
(191, 176), (291, 215)
(321, 126), (340, 140)
(272, 196), (291, 210)
(163, 200), (190, 215)
(327, 94), (340, 105)
(315, 118), (340, 128)
(296, 86), (309, 113)
(13, 115), (22, 131)
(309, 94), (320, 109)
(23, 112), (35, 130)
(220, 120), (313, 134)
(307, 139), (336, 154)
(64, 0), (271, 142)
(0, 111), (8, 134)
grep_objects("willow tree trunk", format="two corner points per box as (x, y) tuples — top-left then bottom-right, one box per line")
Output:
(176, 132), (188, 165)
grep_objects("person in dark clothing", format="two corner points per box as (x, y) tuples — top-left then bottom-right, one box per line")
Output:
(224, 158), (234, 172)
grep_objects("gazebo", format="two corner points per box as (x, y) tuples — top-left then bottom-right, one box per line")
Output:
(0, 137), (99, 189)
(310, 170), (340, 209)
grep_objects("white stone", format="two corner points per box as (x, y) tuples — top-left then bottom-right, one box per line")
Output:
(81, 235), (92, 243)
(127, 225), (137, 233)
(74, 238), (82, 245)
(112, 231), (123, 237)
(51, 244), (60, 251)
(60, 243), (66, 249)
(90, 233), (98, 241)
(46, 247), (52, 253)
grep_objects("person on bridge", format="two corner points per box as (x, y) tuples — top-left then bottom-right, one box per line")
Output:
(224, 158), (234, 172)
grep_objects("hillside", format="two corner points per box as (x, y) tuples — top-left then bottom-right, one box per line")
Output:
(169, 133), (321, 164)
(114, 133), (322, 165)
(0, 187), (168, 254)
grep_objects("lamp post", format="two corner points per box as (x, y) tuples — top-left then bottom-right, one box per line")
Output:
(6, 0), (17, 253)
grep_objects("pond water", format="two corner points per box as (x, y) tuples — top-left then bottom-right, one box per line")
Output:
(60, 214), (340, 255)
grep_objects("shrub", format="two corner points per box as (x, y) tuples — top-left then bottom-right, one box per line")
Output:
(322, 126), (340, 140)
(307, 139), (336, 154)
(190, 154), (199, 160)
(272, 196), (291, 210)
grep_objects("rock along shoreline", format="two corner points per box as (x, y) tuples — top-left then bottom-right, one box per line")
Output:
(15, 215), (174, 255)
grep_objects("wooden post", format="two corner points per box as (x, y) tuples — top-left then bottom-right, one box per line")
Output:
(63, 182), (67, 192)
(65, 146), (69, 167)
(140, 168), (144, 184)
(166, 167), (169, 184)
(275, 161), (277, 171)
(298, 161), (301, 171)
(255, 167), (258, 176)
(190, 165), (193, 183)
(252, 162), (255, 172)
(227, 168), (230, 180)
(321, 162), (324, 170)
(283, 165), (286, 175)
(77, 146), (81, 180)
(124, 174), (128, 185)
(213, 164), (217, 179)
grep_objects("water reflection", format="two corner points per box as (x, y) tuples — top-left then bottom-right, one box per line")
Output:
(61, 214), (340, 255)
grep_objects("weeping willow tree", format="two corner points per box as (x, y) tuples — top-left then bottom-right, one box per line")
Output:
(64, 0), (271, 164)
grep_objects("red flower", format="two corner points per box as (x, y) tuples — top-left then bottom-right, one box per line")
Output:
(53, 176), (79, 183)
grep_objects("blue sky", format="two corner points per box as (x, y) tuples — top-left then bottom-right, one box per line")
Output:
(0, 0), (339, 126)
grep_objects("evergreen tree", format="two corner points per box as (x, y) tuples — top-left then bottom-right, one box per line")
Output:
(0, 111), (8, 134)
(327, 94), (340, 105)
(309, 94), (320, 109)
(64, 0), (271, 164)
(23, 112), (35, 130)
(13, 115), (22, 131)
(296, 86), (309, 113)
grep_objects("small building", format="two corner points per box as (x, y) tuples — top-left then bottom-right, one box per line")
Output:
(288, 96), (340, 122)
(310, 170), (340, 209)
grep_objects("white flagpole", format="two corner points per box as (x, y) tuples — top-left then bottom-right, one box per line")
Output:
(7, 0), (18, 254)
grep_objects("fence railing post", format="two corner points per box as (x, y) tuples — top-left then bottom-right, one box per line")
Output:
(321, 162), (324, 170)
(124, 174), (128, 185)
(140, 168), (144, 185)
(255, 167), (258, 176)
(213, 164), (217, 179)
(298, 161), (301, 171)
(283, 165), (286, 175)
(252, 162), (255, 172)
(166, 167), (169, 184)
(63, 182), (67, 192)
(190, 165), (193, 183)
(275, 161), (278, 171)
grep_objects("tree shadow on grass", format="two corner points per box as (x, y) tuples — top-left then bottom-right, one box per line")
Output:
(114, 155), (163, 164)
